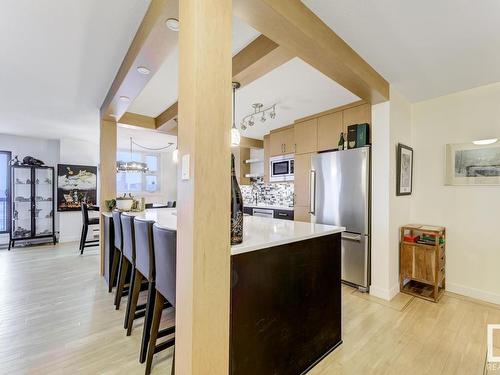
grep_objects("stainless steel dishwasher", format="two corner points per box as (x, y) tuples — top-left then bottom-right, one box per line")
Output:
(252, 208), (274, 218)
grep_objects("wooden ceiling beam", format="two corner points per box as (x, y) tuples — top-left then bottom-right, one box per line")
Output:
(119, 112), (156, 129)
(233, 0), (390, 104)
(154, 35), (293, 129)
(100, 0), (179, 120)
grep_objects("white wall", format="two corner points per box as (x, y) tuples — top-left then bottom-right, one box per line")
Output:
(388, 88), (413, 297)
(411, 82), (500, 304)
(370, 101), (392, 299)
(370, 87), (413, 300)
(0, 134), (59, 244)
(58, 138), (99, 243)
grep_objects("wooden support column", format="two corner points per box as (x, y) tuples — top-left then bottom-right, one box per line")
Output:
(176, 0), (232, 373)
(98, 119), (117, 275)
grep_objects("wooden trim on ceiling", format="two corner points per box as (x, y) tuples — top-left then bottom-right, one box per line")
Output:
(232, 34), (294, 87)
(118, 112), (156, 129)
(155, 101), (178, 129)
(294, 100), (367, 123)
(233, 0), (390, 104)
(100, 0), (179, 120)
(154, 35), (293, 129)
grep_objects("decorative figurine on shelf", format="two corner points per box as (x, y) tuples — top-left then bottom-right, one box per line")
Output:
(10, 155), (20, 166)
(22, 156), (44, 166)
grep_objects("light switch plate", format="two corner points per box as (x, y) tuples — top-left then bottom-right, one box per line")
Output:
(181, 154), (190, 180)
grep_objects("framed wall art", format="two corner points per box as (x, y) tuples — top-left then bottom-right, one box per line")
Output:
(446, 142), (500, 185)
(396, 143), (413, 196)
(57, 164), (97, 211)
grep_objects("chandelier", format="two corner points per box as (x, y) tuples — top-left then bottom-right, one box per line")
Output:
(240, 103), (277, 130)
(116, 137), (174, 173)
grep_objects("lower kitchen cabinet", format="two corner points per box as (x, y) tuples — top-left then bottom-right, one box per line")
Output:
(273, 209), (294, 221)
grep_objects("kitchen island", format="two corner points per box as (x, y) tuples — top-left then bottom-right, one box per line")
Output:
(102, 209), (344, 374)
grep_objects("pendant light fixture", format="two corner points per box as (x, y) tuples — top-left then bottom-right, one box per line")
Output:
(117, 137), (174, 172)
(231, 82), (241, 146)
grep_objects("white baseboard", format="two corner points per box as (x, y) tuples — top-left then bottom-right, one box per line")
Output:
(369, 283), (400, 301)
(446, 282), (500, 305)
(59, 236), (81, 243)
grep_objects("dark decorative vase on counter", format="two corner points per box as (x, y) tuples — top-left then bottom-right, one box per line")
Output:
(231, 153), (243, 245)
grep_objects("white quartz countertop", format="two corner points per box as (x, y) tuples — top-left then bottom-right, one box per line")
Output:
(103, 208), (344, 255)
(244, 203), (294, 211)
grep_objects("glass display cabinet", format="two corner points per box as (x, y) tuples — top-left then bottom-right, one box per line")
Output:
(9, 165), (56, 249)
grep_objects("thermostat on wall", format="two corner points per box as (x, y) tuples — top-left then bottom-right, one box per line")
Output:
(181, 154), (190, 180)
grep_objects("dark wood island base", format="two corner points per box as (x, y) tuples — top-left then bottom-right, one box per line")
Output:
(230, 233), (342, 375)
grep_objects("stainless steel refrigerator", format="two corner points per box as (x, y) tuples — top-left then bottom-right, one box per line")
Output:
(310, 147), (370, 291)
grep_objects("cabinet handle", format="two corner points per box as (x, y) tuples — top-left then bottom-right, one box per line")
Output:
(278, 213), (287, 217)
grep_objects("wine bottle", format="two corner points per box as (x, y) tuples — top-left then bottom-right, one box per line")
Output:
(338, 132), (345, 150)
(230, 153), (243, 245)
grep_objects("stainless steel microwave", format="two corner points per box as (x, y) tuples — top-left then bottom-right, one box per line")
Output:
(270, 154), (294, 182)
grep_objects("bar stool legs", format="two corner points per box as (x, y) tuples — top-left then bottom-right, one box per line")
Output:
(108, 248), (120, 293)
(145, 292), (164, 375)
(126, 269), (143, 334)
(140, 281), (156, 363)
(115, 253), (129, 309)
(145, 292), (175, 375)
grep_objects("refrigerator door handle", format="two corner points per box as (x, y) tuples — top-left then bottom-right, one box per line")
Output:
(341, 233), (362, 242)
(309, 169), (316, 214)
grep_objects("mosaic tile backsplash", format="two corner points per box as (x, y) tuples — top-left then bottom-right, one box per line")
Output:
(240, 181), (294, 208)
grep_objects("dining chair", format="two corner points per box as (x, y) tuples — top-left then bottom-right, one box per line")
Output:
(79, 203), (99, 254)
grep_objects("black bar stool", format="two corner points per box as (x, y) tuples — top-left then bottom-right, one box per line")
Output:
(79, 203), (99, 254)
(120, 213), (149, 331)
(112, 210), (129, 305)
(145, 223), (176, 375)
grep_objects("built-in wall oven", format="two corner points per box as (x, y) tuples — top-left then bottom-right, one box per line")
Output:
(270, 154), (294, 182)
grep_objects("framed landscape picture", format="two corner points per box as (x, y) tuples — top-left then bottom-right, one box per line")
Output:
(396, 143), (413, 196)
(57, 164), (97, 211)
(446, 142), (500, 185)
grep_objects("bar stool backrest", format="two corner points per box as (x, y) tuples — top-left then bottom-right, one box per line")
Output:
(121, 214), (136, 263)
(81, 202), (89, 225)
(152, 224), (177, 307)
(134, 218), (155, 281)
(111, 210), (122, 251)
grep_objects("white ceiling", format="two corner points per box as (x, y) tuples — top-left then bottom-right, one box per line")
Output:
(0, 0), (150, 141)
(128, 16), (261, 117)
(302, 0), (500, 102)
(236, 58), (359, 139)
(130, 17), (359, 140)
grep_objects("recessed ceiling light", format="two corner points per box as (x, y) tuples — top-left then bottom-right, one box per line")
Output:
(119, 95), (130, 102)
(137, 66), (151, 75)
(473, 138), (498, 145)
(165, 18), (180, 32)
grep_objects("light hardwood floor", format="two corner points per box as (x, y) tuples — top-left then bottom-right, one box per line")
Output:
(0, 242), (498, 374)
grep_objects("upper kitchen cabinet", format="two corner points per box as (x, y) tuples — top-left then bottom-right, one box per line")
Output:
(294, 119), (318, 155)
(342, 103), (371, 135)
(317, 111), (343, 152)
(270, 126), (295, 156)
